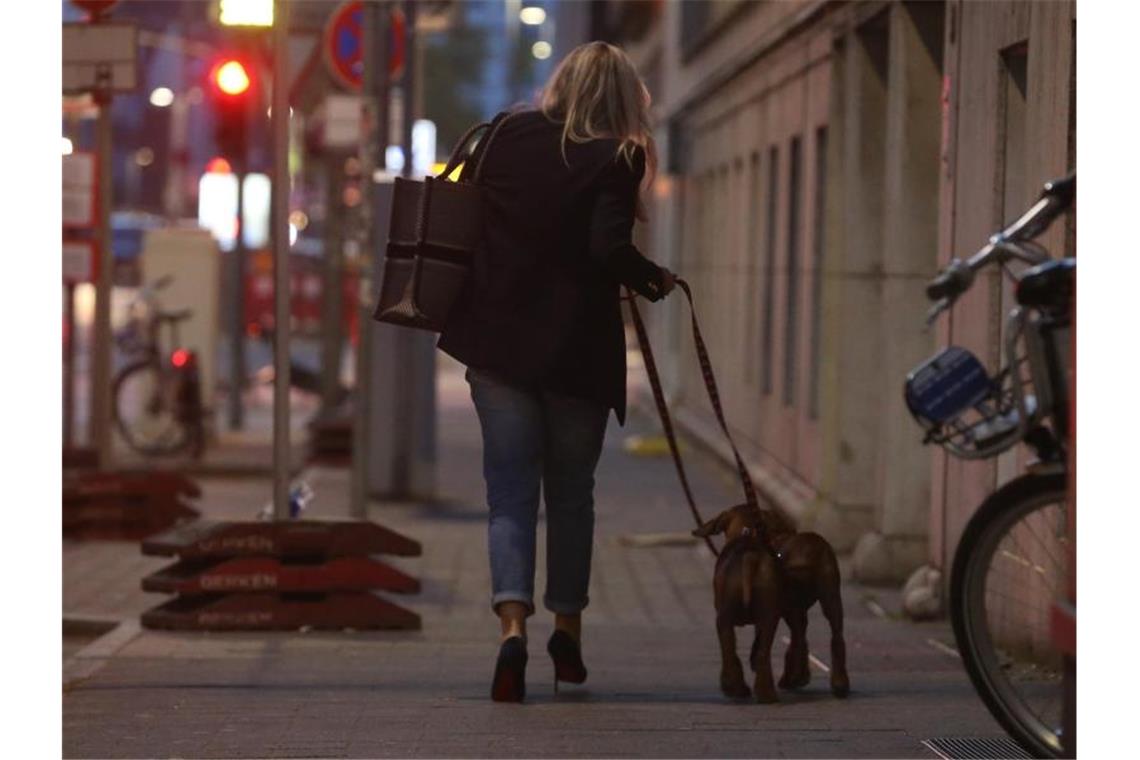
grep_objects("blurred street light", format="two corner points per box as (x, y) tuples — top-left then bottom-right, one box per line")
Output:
(62, 137), (74, 155)
(520, 6), (546, 26)
(135, 147), (155, 167)
(532, 41), (552, 60)
(149, 86), (175, 107)
(214, 60), (252, 96)
(219, 0), (274, 27)
(206, 156), (233, 174)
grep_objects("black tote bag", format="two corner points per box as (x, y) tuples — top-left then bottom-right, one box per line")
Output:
(372, 113), (514, 332)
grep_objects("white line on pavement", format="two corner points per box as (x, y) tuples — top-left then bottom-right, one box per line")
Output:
(780, 634), (831, 673)
(926, 637), (960, 658)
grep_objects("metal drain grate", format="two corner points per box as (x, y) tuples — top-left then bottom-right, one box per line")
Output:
(922, 737), (1033, 759)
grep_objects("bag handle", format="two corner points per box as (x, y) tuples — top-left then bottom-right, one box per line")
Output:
(435, 120), (492, 181)
(471, 111), (518, 183)
(625, 278), (762, 558)
(433, 109), (518, 183)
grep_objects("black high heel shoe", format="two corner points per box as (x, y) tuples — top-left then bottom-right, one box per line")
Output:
(547, 630), (587, 692)
(491, 636), (528, 702)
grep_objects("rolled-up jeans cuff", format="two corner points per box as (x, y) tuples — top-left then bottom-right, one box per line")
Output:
(544, 595), (589, 615)
(491, 592), (535, 617)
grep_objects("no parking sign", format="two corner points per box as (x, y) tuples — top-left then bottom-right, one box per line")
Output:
(323, 1), (405, 92)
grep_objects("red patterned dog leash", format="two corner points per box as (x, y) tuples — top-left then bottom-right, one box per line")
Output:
(625, 278), (761, 557)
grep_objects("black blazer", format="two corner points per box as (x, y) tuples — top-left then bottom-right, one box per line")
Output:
(437, 108), (665, 424)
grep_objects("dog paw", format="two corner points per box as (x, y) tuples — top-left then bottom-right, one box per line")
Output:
(779, 670), (811, 690)
(720, 677), (751, 700)
(830, 674), (851, 698)
(754, 686), (780, 704)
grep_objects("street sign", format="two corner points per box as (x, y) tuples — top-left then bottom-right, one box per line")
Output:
(63, 239), (96, 283)
(63, 151), (97, 228)
(62, 22), (139, 94)
(324, 94), (363, 148)
(323, 2), (405, 92)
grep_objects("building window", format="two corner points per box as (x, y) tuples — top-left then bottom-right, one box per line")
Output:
(783, 136), (802, 407)
(745, 152), (761, 383)
(718, 165), (730, 278)
(762, 145), (779, 396)
(809, 126), (828, 420)
(1000, 41), (1028, 222)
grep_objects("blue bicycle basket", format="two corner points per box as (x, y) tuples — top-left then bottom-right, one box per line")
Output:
(904, 346), (994, 427)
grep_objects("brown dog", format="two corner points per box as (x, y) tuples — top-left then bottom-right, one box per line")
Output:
(693, 504), (850, 703)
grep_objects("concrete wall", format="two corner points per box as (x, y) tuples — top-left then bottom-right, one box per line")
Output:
(619, 0), (1074, 588)
(929, 0), (1075, 574)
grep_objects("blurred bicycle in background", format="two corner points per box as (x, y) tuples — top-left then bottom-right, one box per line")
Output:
(112, 275), (206, 458)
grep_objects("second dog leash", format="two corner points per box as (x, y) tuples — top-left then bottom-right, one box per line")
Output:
(626, 277), (762, 558)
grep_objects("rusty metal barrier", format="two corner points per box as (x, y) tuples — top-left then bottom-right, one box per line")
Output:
(140, 519), (422, 630)
(307, 412), (353, 467)
(63, 470), (201, 541)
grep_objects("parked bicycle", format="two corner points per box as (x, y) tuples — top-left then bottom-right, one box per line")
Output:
(904, 174), (1075, 758)
(113, 275), (206, 458)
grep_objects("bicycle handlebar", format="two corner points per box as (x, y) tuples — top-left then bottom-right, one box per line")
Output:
(996, 174), (1074, 245)
(926, 258), (975, 301)
(925, 173), (1074, 308)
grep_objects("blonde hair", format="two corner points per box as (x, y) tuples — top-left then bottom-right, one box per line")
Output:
(540, 41), (657, 212)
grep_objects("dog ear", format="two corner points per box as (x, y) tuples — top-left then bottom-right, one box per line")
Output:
(692, 512), (727, 537)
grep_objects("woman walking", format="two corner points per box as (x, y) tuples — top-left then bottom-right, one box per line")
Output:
(438, 41), (675, 702)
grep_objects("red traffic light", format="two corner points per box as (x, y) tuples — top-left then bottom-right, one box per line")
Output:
(212, 59), (251, 96)
(171, 349), (192, 368)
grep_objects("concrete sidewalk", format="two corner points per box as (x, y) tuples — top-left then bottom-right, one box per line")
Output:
(63, 359), (1006, 759)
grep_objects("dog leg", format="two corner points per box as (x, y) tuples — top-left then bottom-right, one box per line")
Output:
(820, 589), (850, 698)
(752, 612), (780, 703)
(717, 616), (750, 700)
(778, 607), (811, 690)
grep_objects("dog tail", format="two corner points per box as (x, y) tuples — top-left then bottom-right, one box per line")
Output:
(741, 552), (760, 609)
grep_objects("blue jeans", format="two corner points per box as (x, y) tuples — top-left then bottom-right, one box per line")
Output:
(466, 367), (609, 616)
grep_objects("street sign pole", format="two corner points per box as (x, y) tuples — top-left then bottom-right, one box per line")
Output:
(319, 151), (346, 413)
(387, 0), (416, 497)
(349, 1), (388, 519)
(271, 0), (292, 519)
(92, 75), (114, 468)
(64, 8), (137, 468)
(228, 160), (247, 430)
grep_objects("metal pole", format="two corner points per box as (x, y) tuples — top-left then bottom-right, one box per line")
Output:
(401, 0), (415, 178)
(92, 80), (115, 468)
(376, 5), (390, 174)
(319, 155), (344, 412)
(388, 0), (417, 497)
(350, 1), (388, 518)
(228, 166), (246, 430)
(271, 0), (292, 519)
(64, 282), (76, 449)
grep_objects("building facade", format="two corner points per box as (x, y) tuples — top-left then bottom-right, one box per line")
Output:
(603, 0), (1075, 594)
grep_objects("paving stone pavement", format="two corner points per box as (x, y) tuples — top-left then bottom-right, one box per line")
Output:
(63, 358), (1008, 758)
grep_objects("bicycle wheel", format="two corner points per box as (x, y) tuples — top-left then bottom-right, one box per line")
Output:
(112, 360), (191, 456)
(950, 472), (1069, 758)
